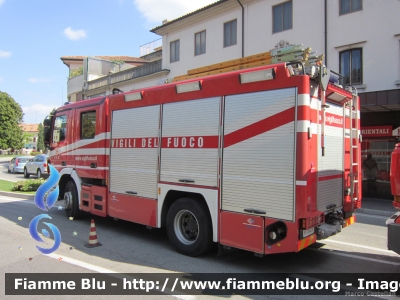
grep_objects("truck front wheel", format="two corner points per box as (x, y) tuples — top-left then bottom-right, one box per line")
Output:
(166, 198), (213, 256)
(64, 180), (83, 219)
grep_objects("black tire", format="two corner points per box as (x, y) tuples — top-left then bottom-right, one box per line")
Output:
(64, 180), (83, 219)
(37, 169), (42, 178)
(24, 168), (30, 178)
(166, 198), (213, 256)
(7, 168), (10, 173)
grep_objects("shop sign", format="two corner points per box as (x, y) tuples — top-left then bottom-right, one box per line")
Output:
(361, 126), (392, 137)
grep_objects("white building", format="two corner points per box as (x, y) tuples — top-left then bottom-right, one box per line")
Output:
(152, 0), (400, 199)
(151, 0), (399, 93)
(64, 0), (400, 198)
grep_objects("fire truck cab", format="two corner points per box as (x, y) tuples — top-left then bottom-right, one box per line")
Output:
(44, 61), (361, 256)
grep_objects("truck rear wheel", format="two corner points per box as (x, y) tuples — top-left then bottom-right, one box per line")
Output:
(64, 180), (83, 219)
(166, 198), (213, 256)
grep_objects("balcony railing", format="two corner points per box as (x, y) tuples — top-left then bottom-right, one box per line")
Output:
(87, 60), (163, 91)
(67, 74), (84, 95)
(140, 38), (162, 56)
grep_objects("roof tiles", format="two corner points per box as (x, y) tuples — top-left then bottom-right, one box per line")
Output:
(19, 124), (39, 132)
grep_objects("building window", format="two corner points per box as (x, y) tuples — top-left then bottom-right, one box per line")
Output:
(272, 1), (292, 33)
(81, 111), (96, 139)
(170, 40), (180, 63)
(340, 0), (362, 15)
(195, 31), (206, 56)
(340, 48), (362, 85)
(224, 20), (237, 48)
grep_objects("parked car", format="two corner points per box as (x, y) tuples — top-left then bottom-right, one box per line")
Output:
(8, 156), (34, 174)
(24, 154), (49, 178)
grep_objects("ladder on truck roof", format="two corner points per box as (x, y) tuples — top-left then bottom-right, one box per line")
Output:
(349, 89), (360, 208)
(171, 40), (323, 82)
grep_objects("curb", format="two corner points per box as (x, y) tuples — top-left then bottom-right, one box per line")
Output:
(0, 191), (34, 200)
(355, 208), (395, 218)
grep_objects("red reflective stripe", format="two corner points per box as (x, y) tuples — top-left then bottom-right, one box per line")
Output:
(161, 136), (218, 149)
(111, 138), (159, 148)
(224, 107), (295, 148)
(109, 107), (295, 150)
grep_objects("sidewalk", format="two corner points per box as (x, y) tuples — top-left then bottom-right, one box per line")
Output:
(0, 156), (12, 163)
(357, 197), (397, 217)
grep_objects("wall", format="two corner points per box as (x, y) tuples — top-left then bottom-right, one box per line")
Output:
(159, 0), (400, 93)
(327, 0), (400, 92)
(246, 0), (325, 58)
(162, 6), (242, 80)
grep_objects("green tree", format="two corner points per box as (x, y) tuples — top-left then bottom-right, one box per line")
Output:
(69, 67), (83, 79)
(0, 92), (24, 150)
(22, 132), (34, 145)
(37, 123), (45, 152)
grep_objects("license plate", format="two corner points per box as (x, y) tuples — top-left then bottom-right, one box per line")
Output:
(301, 227), (315, 239)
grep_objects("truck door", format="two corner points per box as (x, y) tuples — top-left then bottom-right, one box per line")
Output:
(221, 88), (297, 221)
(109, 105), (159, 199)
(160, 97), (220, 187)
(317, 102), (345, 212)
(73, 106), (106, 179)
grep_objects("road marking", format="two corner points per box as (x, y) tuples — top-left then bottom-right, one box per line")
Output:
(0, 197), (35, 204)
(46, 253), (118, 273)
(322, 239), (394, 254)
(45, 253), (196, 300)
(309, 248), (400, 266)
(356, 213), (391, 220)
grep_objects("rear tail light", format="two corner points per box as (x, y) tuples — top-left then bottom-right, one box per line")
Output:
(15, 159), (19, 166)
(300, 214), (324, 230)
(43, 163), (47, 168)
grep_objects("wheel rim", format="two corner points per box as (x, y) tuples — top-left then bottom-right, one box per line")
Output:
(64, 191), (73, 211)
(173, 209), (199, 245)
(24, 169), (27, 176)
(37, 170), (41, 177)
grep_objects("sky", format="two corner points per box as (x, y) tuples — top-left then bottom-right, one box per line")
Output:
(0, 0), (217, 125)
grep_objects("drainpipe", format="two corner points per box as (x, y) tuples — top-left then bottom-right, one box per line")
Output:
(236, 0), (244, 58)
(324, 0), (327, 66)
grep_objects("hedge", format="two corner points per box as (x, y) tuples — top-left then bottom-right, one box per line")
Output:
(12, 178), (45, 192)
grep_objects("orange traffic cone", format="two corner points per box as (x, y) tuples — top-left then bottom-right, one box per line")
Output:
(84, 219), (102, 248)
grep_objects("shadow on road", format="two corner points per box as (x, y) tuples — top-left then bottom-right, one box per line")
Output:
(1, 197), (399, 279)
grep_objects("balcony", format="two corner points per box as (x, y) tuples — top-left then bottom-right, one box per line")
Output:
(87, 60), (164, 91)
(67, 74), (84, 96)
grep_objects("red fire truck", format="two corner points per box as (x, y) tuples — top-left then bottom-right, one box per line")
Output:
(44, 62), (361, 256)
(388, 144), (400, 255)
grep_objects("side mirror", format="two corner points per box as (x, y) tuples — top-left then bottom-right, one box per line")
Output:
(43, 118), (51, 127)
(43, 115), (54, 146)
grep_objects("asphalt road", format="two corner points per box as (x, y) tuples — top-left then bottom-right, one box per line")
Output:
(0, 159), (31, 182)
(0, 194), (399, 300)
